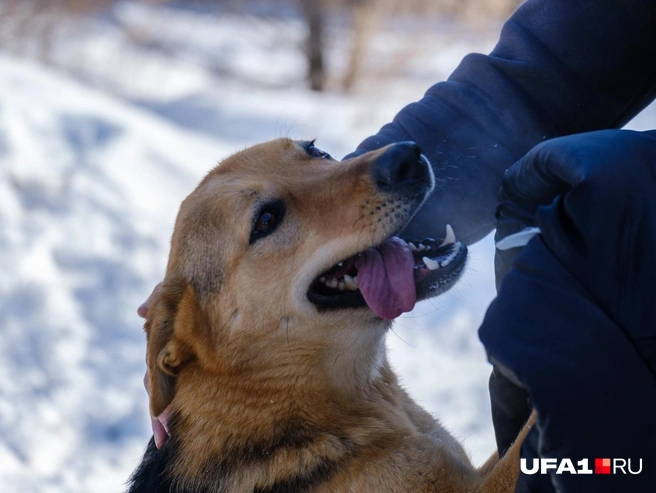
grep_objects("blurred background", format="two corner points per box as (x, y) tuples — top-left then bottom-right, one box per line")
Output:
(1, 1), (654, 492)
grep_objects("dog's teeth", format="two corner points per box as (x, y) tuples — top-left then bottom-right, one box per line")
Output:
(337, 280), (345, 291)
(319, 276), (326, 283)
(418, 244), (427, 251)
(440, 242), (463, 266)
(439, 224), (456, 247)
(352, 275), (358, 287)
(343, 274), (358, 290)
(337, 262), (344, 267)
(326, 278), (338, 289)
(423, 256), (440, 270)
(408, 242), (417, 251)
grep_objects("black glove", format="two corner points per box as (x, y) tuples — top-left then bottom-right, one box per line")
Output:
(481, 129), (656, 492)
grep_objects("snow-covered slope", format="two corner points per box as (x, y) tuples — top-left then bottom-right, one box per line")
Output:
(1, 4), (654, 492)
(0, 54), (232, 492)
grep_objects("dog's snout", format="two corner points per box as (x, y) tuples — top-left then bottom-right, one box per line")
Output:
(373, 142), (430, 191)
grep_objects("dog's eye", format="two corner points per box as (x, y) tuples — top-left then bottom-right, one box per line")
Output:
(256, 211), (276, 231)
(250, 202), (285, 244)
(302, 140), (333, 160)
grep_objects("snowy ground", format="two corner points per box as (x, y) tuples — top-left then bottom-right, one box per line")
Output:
(1, 3), (654, 492)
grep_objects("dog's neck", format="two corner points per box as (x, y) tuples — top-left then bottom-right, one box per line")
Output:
(164, 323), (418, 492)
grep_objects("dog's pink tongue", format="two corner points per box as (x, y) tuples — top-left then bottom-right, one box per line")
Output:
(355, 237), (416, 319)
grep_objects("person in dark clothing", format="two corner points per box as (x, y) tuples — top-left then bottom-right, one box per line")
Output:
(481, 130), (656, 491)
(341, 1), (656, 490)
(140, 1), (656, 490)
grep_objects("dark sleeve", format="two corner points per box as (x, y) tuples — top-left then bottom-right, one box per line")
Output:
(346, 0), (656, 245)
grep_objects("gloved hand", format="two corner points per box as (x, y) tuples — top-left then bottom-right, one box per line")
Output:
(481, 129), (656, 492)
(495, 128), (656, 307)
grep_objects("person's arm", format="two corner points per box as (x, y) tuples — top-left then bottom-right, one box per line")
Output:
(347, 0), (656, 245)
(480, 130), (656, 491)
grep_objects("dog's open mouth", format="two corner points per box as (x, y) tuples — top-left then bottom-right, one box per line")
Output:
(307, 225), (467, 319)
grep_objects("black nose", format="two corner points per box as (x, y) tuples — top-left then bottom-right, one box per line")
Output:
(373, 142), (430, 191)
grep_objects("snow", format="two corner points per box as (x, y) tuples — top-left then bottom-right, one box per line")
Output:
(0, 53), (225, 493)
(1, 3), (654, 492)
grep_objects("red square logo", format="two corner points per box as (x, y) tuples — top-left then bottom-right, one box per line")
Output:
(595, 458), (611, 474)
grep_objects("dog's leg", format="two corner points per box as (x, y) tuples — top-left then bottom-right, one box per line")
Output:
(476, 411), (536, 492)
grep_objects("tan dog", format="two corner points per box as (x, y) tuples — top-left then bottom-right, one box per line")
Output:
(128, 139), (532, 493)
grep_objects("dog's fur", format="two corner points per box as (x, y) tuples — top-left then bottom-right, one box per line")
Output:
(129, 139), (532, 493)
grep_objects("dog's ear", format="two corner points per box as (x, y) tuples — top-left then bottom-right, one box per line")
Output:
(145, 278), (197, 417)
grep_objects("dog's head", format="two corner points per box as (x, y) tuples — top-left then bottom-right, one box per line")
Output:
(145, 138), (467, 417)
